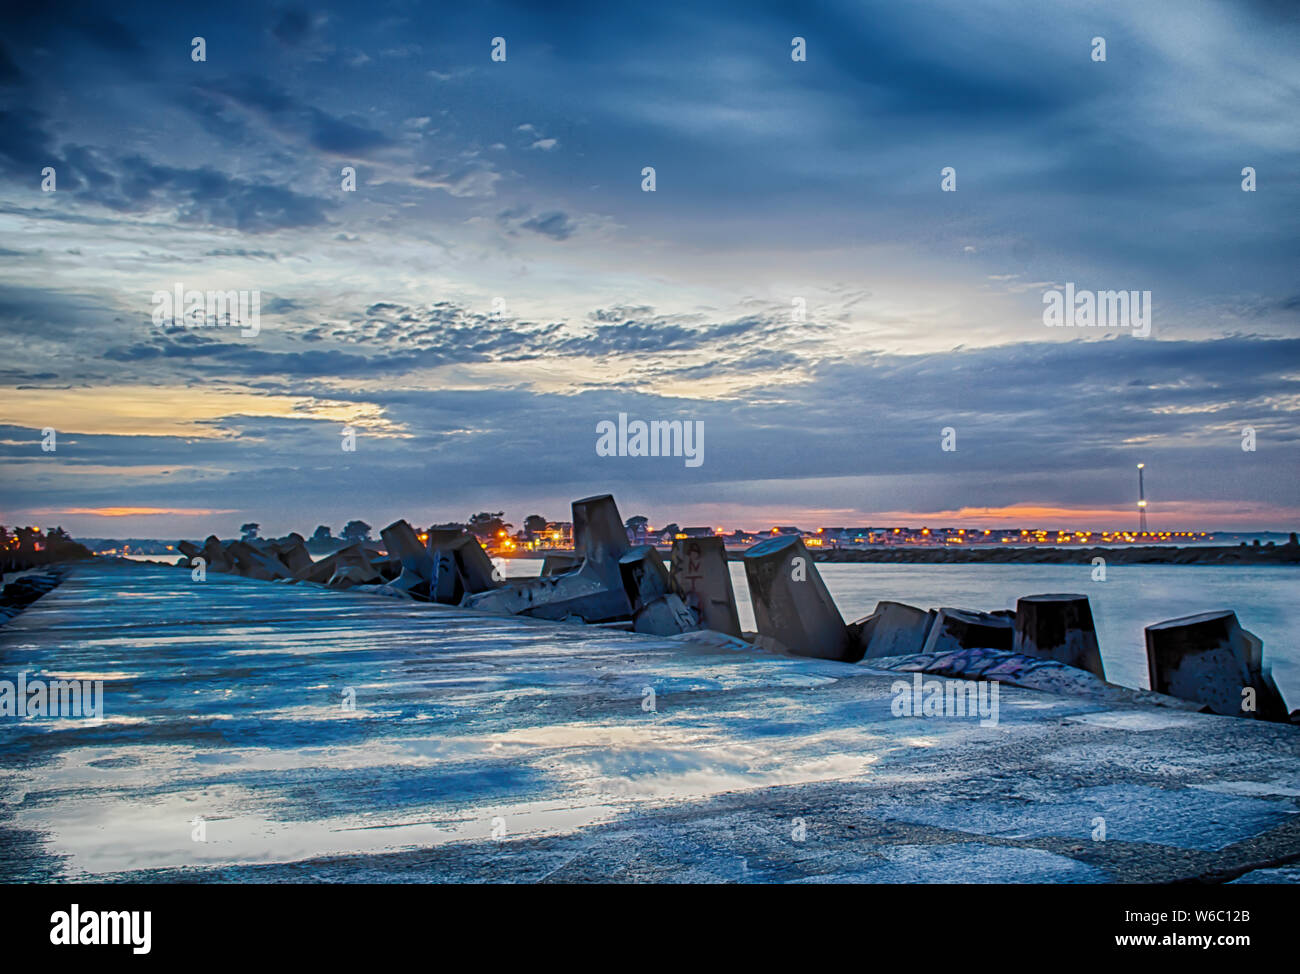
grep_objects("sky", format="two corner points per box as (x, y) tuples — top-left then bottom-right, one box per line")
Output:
(0, 0), (1297, 539)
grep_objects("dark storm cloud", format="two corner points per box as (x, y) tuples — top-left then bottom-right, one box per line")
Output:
(307, 108), (393, 155)
(271, 7), (317, 47)
(0, 42), (23, 85)
(0, 105), (335, 231)
(105, 156), (333, 231)
(186, 76), (394, 158)
(519, 211), (576, 241)
(97, 302), (792, 379)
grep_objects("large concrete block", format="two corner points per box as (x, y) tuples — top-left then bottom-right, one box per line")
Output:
(274, 533), (314, 575)
(460, 494), (631, 623)
(422, 533), (499, 604)
(293, 547), (340, 584)
(922, 608), (1013, 654)
(1145, 610), (1290, 721)
(743, 536), (852, 661)
(670, 536), (741, 637)
(326, 543), (382, 589)
(541, 553), (582, 576)
(632, 592), (699, 636)
(227, 540), (293, 581)
(380, 519), (434, 599)
(618, 546), (697, 635)
(572, 493), (629, 588)
(1013, 593), (1104, 678)
(446, 534), (499, 594)
(381, 520), (433, 576)
(429, 547), (460, 604)
(201, 535), (234, 573)
(619, 546), (673, 610)
(460, 567), (631, 622)
(854, 601), (936, 659)
(177, 540), (202, 562)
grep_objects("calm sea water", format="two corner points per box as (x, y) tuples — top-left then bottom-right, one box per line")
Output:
(508, 559), (1298, 703)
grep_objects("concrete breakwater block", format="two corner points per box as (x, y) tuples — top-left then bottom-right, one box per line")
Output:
(633, 592), (698, 635)
(424, 533), (498, 604)
(461, 566), (632, 623)
(176, 540), (203, 563)
(1013, 593), (1104, 678)
(274, 533), (313, 575)
(1145, 610), (1291, 721)
(572, 494), (630, 579)
(381, 519), (435, 599)
(429, 548), (459, 604)
(325, 543), (382, 589)
(620, 546), (698, 636)
(461, 494), (632, 623)
(201, 535), (234, 573)
(445, 534), (499, 594)
(670, 536), (742, 637)
(852, 601), (937, 659)
(619, 546), (673, 609)
(921, 608), (1014, 654)
(226, 540), (293, 581)
(743, 536), (853, 661)
(541, 553), (582, 576)
(293, 547), (342, 585)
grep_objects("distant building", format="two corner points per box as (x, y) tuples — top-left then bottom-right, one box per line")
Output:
(539, 521), (573, 548)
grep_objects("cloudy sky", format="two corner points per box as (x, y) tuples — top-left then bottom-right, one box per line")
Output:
(0, 0), (1297, 539)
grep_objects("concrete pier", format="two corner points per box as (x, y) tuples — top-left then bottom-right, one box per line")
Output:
(2, 562), (1296, 884)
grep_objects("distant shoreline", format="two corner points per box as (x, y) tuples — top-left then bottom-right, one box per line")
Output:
(807, 543), (1300, 566)
(499, 543), (1300, 566)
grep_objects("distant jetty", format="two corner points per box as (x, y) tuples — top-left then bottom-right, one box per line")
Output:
(806, 540), (1300, 566)
(501, 540), (1299, 566)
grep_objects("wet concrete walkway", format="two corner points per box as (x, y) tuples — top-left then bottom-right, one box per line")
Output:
(1, 562), (1296, 883)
